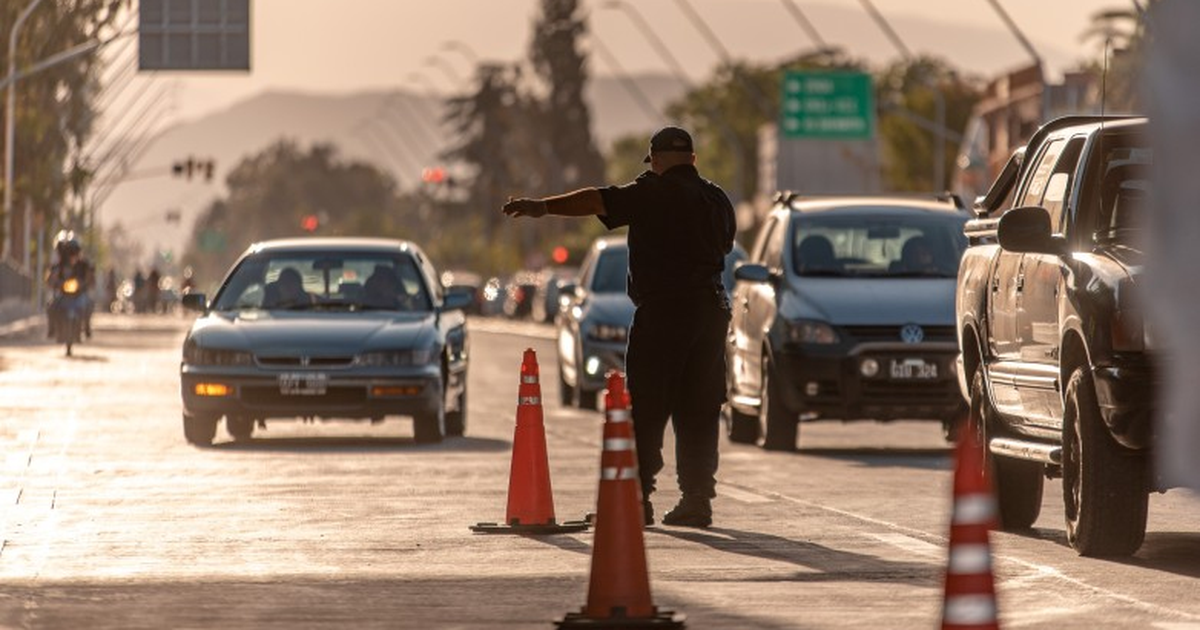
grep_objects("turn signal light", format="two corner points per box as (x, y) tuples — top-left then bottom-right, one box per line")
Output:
(371, 385), (424, 397)
(194, 383), (231, 397)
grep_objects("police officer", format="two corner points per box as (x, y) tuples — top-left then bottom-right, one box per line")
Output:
(502, 126), (735, 528)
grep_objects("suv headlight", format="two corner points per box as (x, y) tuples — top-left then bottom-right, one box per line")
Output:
(183, 340), (254, 366)
(355, 348), (437, 367)
(785, 319), (840, 345)
(587, 323), (628, 343)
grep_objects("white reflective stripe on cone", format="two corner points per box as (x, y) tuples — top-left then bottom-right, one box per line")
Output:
(943, 594), (997, 625)
(947, 543), (993, 574)
(603, 438), (634, 452)
(601, 467), (638, 480)
(953, 494), (996, 525)
(607, 409), (631, 423)
(521, 375), (539, 384)
(519, 396), (541, 405)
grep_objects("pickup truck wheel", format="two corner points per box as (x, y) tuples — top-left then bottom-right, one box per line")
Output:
(1062, 367), (1148, 556)
(759, 356), (798, 451)
(183, 413), (218, 447)
(970, 371), (1043, 530)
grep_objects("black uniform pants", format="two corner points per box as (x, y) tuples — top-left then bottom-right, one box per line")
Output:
(625, 289), (730, 500)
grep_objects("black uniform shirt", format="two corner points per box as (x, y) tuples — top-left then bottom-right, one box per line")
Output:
(598, 164), (736, 306)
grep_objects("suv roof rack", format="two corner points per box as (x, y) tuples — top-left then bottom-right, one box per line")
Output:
(775, 190), (965, 210)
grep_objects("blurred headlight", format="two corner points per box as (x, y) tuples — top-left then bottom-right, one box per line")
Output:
(355, 348), (437, 367)
(785, 319), (840, 345)
(587, 323), (628, 343)
(182, 341), (253, 366)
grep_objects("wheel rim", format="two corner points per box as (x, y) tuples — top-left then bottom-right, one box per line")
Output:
(1064, 404), (1083, 524)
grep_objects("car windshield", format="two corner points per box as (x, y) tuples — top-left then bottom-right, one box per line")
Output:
(590, 246), (628, 294)
(211, 251), (433, 312)
(791, 210), (967, 278)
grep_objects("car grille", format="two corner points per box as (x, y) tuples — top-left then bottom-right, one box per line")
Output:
(843, 325), (955, 343)
(241, 386), (367, 407)
(255, 356), (356, 369)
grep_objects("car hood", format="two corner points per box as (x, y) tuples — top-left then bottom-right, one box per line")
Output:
(583, 292), (635, 325)
(780, 277), (956, 325)
(188, 310), (436, 353)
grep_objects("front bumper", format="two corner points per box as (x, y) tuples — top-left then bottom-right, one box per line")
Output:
(180, 363), (442, 420)
(1092, 356), (1156, 450)
(773, 341), (964, 421)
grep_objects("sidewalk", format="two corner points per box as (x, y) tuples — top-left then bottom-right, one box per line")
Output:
(0, 297), (42, 338)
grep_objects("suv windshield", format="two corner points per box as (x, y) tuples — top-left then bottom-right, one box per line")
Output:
(791, 210), (967, 278)
(211, 251), (432, 312)
(590, 246), (629, 294)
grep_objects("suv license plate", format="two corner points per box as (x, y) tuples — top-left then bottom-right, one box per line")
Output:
(279, 372), (328, 395)
(889, 359), (938, 380)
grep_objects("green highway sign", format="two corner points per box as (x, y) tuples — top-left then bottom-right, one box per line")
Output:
(780, 71), (875, 140)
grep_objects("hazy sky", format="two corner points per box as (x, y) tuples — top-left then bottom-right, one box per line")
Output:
(116, 0), (1126, 124)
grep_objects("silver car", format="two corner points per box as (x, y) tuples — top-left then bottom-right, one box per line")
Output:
(180, 238), (470, 446)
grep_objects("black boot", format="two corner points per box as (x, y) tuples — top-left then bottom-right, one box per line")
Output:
(642, 498), (655, 527)
(662, 494), (712, 528)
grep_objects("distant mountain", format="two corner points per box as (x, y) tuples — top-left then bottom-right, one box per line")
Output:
(99, 74), (686, 260)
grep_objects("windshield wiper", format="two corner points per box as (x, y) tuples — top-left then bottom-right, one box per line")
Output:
(884, 270), (956, 278)
(797, 269), (847, 277)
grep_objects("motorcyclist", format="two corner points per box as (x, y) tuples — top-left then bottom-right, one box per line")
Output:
(45, 231), (95, 339)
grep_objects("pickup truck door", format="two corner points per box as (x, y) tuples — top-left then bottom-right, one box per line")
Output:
(1016, 137), (1086, 427)
(986, 250), (1024, 415)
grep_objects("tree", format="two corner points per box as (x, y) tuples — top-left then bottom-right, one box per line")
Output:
(0, 0), (127, 261)
(528, 0), (605, 190)
(876, 56), (982, 191)
(1080, 3), (1153, 113)
(182, 141), (410, 282)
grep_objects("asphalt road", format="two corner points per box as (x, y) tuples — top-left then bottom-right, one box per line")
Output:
(0, 313), (1197, 629)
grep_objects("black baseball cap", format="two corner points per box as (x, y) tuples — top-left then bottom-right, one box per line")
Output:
(642, 126), (694, 163)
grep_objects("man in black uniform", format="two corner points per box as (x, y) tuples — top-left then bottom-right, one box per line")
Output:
(502, 126), (735, 528)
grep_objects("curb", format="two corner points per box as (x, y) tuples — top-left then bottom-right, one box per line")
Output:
(0, 315), (43, 338)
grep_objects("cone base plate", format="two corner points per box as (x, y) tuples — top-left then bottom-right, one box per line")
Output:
(555, 609), (685, 629)
(470, 520), (590, 535)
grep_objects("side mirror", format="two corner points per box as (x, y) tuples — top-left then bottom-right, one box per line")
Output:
(997, 206), (1067, 255)
(182, 293), (207, 312)
(557, 281), (576, 297)
(442, 288), (473, 312)
(733, 263), (772, 283)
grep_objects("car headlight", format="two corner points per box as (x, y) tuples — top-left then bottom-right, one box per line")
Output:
(785, 319), (840, 345)
(355, 348), (437, 367)
(587, 323), (628, 343)
(182, 340), (254, 366)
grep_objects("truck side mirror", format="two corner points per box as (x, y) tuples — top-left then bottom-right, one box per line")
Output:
(997, 206), (1067, 255)
(182, 293), (207, 312)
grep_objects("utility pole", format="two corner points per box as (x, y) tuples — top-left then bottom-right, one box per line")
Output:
(4, 0), (47, 262)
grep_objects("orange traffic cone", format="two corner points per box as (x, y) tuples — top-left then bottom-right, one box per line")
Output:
(472, 349), (589, 535)
(941, 416), (1000, 630)
(557, 371), (685, 629)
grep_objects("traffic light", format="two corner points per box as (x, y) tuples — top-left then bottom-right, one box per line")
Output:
(421, 166), (447, 184)
(301, 214), (319, 232)
(552, 246), (569, 265)
(172, 156), (216, 182)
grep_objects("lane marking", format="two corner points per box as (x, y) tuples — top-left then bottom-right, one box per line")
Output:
(752, 487), (1200, 622)
(719, 484), (773, 504)
(868, 532), (943, 557)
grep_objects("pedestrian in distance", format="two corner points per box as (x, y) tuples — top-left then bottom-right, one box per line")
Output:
(502, 126), (736, 528)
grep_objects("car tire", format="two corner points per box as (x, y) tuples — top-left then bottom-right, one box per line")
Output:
(226, 416), (255, 442)
(726, 404), (760, 444)
(183, 413), (218, 447)
(576, 387), (599, 411)
(446, 380), (467, 437)
(414, 406), (446, 445)
(1062, 366), (1148, 556)
(759, 355), (798, 452)
(558, 366), (574, 408)
(970, 371), (1043, 530)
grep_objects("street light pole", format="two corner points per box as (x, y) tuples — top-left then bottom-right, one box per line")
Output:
(4, 0), (48, 262)
(777, 0), (828, 49)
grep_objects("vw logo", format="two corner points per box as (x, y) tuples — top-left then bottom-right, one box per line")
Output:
(900, 324), (925, 344)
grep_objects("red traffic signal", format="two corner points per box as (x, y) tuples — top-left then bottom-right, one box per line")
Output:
(552, 246), (569, 265)
(301, 215), (319, 232)
(421, 166), (447, 184)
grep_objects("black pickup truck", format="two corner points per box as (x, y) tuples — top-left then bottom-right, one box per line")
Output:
(955, 115), (1155, 556)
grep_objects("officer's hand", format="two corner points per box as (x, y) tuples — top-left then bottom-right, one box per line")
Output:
(502, 197), (547, 219)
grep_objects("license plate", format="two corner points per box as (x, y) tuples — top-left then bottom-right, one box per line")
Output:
(278, 372), (328, 395)
(889, 359), (938, 380)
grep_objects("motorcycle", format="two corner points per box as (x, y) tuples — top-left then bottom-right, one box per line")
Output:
(50, 275), (87, 356)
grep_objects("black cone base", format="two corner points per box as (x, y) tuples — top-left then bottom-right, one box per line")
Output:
(555, 609), (685, 628)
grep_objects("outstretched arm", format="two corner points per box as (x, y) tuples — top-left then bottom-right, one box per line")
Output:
(502, 188), (606, 218)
